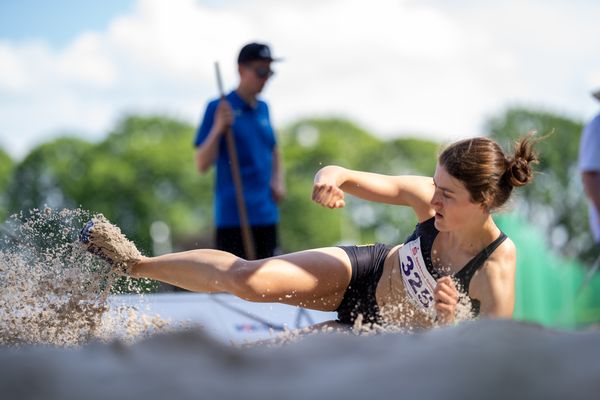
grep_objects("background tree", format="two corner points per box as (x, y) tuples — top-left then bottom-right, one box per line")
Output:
(6, 137), (92, 213)
(0, 148), (14, 221)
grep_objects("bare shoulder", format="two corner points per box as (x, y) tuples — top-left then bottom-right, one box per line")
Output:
(470, 237), (516, 299)
(481, 237), (516, 277)
(490, 236), (516, 267)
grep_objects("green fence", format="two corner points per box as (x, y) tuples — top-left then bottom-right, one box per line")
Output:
(496, 214), (600, 329)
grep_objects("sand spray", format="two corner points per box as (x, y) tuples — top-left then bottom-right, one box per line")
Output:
(0, 207), (169, 346)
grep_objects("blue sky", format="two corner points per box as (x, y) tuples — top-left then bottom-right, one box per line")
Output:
(1, 0), (599, 159)
(0, 1), (135, 48)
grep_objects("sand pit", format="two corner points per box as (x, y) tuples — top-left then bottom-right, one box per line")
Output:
(1, 319), (599, 400)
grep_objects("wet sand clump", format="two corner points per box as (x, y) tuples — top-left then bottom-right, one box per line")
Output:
(81, 214), (142, 275)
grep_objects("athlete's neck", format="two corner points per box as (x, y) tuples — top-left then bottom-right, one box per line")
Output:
(443, 216), (500, 256)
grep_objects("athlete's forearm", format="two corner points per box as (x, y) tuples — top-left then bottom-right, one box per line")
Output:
(339, 169), (406, 203)
(319, 165), (431, 208)
(316, 166), (398, 202)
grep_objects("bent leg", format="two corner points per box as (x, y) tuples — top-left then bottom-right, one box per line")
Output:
(130, 247), (352, 312)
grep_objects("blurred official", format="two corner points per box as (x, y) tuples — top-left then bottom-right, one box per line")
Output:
(194, 43), (285, 259)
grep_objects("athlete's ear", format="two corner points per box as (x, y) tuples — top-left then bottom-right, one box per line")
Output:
(479, 203), (489, 214)
(478, 194), (492, 213)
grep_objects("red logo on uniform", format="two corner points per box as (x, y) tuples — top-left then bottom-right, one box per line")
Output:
(412, 247), (418, 256)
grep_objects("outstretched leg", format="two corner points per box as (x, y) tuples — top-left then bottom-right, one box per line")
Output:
(79, 215), (353, 312)
(130, 247), (352, 312)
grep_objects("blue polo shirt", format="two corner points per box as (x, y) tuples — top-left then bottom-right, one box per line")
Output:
(194, 90), (279, 228)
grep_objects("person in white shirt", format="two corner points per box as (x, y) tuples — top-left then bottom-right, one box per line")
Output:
(579, 89), (600, 243)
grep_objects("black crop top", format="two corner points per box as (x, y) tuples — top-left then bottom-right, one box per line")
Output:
(399, 217), (507, 316)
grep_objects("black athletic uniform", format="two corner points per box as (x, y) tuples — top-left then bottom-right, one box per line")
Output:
(336, 217), (507, 325)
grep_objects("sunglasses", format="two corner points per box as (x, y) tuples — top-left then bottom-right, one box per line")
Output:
(246, 65), (274, 79)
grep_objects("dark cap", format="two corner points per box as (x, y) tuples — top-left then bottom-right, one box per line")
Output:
(237, 42), (280, 64)
(593, 89), (600, 102)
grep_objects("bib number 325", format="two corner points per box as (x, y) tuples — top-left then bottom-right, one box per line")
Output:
(401, 255), (434, 308)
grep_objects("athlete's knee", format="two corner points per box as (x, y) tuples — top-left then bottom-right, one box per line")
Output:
(227, 259), (272, 302)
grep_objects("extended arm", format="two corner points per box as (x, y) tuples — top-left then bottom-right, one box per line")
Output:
(312, 165), (435, 221)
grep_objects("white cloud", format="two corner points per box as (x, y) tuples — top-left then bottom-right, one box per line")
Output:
(107, 0), (253, 83)
(0, 42), (30, 91)
(58, 33), (117, 87)
(1, 0), (599, 159)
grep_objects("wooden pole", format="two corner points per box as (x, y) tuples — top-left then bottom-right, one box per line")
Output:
(214, 62), (256, 260)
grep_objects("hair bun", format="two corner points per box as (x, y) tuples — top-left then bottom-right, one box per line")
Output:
(505, 134), (538, 187)
(506, 157), (532, 187)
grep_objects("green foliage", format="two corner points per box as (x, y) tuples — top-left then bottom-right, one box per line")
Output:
(6, 138), (92, 212)
(375, 137), (439, 176)
(0, 148), (14, 220)
(281, 118), (381, 173)
(486, 107), (591, 260)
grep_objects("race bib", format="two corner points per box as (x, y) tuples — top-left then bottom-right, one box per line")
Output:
(398, 237), (438, 310)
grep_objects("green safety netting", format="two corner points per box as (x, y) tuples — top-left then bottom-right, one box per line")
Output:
(495, 214), (600, 329)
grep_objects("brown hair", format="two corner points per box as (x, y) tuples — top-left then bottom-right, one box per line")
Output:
(438, 134), (539, 211)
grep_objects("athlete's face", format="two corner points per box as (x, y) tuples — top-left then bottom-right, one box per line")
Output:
(430, 164), (487, 231)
